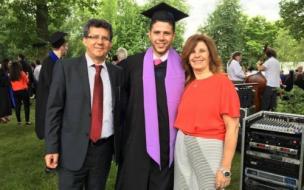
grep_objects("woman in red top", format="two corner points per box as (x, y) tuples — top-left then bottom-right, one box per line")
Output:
(9, 61), (30, 125)
(174, 34), (240, 190)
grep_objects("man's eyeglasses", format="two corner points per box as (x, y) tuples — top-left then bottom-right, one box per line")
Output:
(86, 35), (110, 42)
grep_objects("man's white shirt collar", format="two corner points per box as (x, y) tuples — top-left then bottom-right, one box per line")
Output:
(85, 53), (107, 70)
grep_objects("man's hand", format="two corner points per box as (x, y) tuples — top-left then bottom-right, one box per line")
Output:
(45, 153), (59, 169)
(256, 60), (265, 71)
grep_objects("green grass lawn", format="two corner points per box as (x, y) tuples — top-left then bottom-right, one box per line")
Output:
(0, 103), (241, 190)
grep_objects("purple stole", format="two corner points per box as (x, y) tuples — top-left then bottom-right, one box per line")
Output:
(143, 47), (185, 168)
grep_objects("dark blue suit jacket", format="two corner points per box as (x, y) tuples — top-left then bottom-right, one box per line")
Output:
(45, 55), (122, 171)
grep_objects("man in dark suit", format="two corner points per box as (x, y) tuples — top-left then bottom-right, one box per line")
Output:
(44, 19), (122, 190)
(35, 31), (68, 139)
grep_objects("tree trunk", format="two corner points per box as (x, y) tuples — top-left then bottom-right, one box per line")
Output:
(36, 0), (48, 41)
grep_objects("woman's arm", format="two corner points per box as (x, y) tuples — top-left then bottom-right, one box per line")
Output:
(216, 115), (239, 189)
(221, 115), (239, 170)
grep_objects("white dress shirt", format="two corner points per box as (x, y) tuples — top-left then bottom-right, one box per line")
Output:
(153, 51), (169, 62)
(263, 57), (281, 87)
(33, 64), (42, 82)
(227, 59), (245, 81)
(85, 53), (114, 139)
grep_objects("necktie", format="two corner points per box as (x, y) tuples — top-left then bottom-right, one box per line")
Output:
(90, 65), (103, 142)
(154, 59), (162, 66)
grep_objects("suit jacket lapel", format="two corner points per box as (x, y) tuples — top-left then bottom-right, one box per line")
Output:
(79, 55), (91, 107)
(106, 62), (116, 108)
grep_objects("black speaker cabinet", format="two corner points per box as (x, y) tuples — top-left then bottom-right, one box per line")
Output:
(241, 111), (304, 190)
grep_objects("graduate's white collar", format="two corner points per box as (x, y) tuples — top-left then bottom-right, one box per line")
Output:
(152, 50), (169, 62)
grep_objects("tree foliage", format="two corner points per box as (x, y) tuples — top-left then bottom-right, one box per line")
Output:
(199, 0), (243, 64)
(276, 86), (304, 114)
(198, 0), (280, 68)
(0, 0), (76, 59)
(280, 0), (304, 40)
(242, 16), (278, 66)
(110, 0), (149, 56)
(0, 0), (188, 61)
(274, 28), (304, 62)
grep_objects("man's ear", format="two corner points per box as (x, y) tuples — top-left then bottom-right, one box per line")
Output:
(82, 38), (87, 46)
(147, 31), (151, 38)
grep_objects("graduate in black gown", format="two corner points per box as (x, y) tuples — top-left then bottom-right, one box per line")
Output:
(116, 3), (188, 190)
(35, 31), (68, 139)
(0, 59), (13, 123)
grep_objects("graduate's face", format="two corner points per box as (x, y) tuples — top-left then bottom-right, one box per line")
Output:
(189, 41), (210, 73)
(83, 27), (112, 62)
(148, 21), (175, 57)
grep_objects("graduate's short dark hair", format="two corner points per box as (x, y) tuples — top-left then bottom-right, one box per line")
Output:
(149, 17), (176, 32)
(83, 19), (113, 41)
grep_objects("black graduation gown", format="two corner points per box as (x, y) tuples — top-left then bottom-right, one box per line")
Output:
(0, 69), (12, 117)
(116, 52), (171, 190)
(35, 56), (56, 139)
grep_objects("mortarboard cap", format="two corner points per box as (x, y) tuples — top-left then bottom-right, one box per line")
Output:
(141, 2), (188, 23)
(49, 31), (67, 48)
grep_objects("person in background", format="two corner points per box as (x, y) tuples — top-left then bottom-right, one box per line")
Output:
(35, 31), (68, 140)
(116, 3), (188, 190)
(9, 61), (30, 126)
(227, 51), (245, 83)
(33, 59), (42, 83)
(294, 65), (304, 90)
(116, 47), (128, 64)
(35, 31), (68, 173)
(174, 34), (240, 190)
(18, 54), (34, 97)
(112, 55), (119, 65)
(30, 62), (36, 71)
(30, 59), (41, 99)
(284, 70), (294, 92)
(257, 47), (281, 111)
(295, 65), (303, 81)
(0, 59), (13, 123)
(280, 70), (286, 85)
